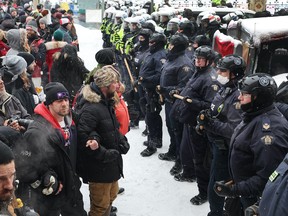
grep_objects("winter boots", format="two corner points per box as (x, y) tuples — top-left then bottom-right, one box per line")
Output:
(190, 194), (207, 205)
(141, 139), (160, 157)
(170, 159), (182, 175)
(143, 139), (162, 148)
(174, 173), (196, 182)
(158, 152), (176, 161)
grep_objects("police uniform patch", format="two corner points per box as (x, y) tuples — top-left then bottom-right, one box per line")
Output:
(263, 123), (270, 130)
(183, 66), (190, 72)
(234, 102), (241, 109)
(234, 58), (241, 65)
(259, 77), (269, 86)
(261, 135), (274, 145)
(269, 170), (279, 182)
(212, 84), (219, 91)
(160, 58), (166, 64)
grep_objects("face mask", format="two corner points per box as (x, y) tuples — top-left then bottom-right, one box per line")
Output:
(217, 74), (229, 85)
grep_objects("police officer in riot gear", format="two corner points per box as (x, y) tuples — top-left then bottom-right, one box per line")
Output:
(171, 46), (219, 205)
(158, 33), (193, 164)
(139, 33), (167, 156)
(214, 73), (288, 215)
(197, 54), (246, 216)
(178, 20), (196, 59)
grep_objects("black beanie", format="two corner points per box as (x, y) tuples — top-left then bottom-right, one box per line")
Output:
(44, 82), (69, 105)
(0, 140), (14, 165)
(17, 52), (35, 67)
(95, 48), (115, 65)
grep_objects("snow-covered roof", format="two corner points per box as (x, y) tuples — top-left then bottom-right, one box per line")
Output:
(237, 16), (288, 47)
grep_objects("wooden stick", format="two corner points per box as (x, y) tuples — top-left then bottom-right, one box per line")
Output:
(173, 94), (193, 103)
(120, 48), (137, 92)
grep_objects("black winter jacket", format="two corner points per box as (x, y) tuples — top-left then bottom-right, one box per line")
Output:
(76, 83), (129, 183)
(14, 103), (81, 210)
(229, 105), (288, 197)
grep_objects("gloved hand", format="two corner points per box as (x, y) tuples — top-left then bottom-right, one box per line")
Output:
(42, 171), (59, 196)
(169, 89), (179, 99)
(214, 180), (236, 198)
(195, 124), (204, 136)
(119, 136), (130, 154)
(197, 109), (212, 127)
(183, 96), (192, 104)
(245, 203), (259, 216)
(103, 149), (120, 163)
(156, 86), (166, 94)
(133, 79), (139, 88)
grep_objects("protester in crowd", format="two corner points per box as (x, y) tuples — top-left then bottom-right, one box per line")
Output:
(6, 28), (30, 55)
(14, 82), (87, 216)
(77, 67), (130, 216)
(26, 19), (46, 85)
(50, 44), (89, 104)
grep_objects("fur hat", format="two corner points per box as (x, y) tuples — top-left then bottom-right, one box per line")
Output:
(0, 140), (14, 165)
(94, 67), (118, 88)
(44, 82), (70, 105)
(2, 55), (27, 81)
(26, 19), (38, 34)
(95, 48), (115, 65)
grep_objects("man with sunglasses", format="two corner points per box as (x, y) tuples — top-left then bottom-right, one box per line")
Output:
(15, 82), (87, 216)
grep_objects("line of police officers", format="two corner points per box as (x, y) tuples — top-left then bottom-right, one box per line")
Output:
(99, 6), (288, 216)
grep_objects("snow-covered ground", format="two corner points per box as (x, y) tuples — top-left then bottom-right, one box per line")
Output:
(76, 23), (210, 216)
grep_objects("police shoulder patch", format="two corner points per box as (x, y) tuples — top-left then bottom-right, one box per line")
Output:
(160, 58), (166, 64)
(262, 116), (271, 132)
(182, 66), (190, 72)
(261, 135), (274, 145)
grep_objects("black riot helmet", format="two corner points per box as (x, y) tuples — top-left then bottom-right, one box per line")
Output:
(179, 20), (195, 37)
(149, 33), (166, 52)
(217, 54), (246, 79)
(238, 73), (277, 112)
(194, 45), (214, 61)
(193, 34), (211, 48)
(149, 33), (166, 44)
(194, 46), (214, 71)
(168, 33), (189, 53)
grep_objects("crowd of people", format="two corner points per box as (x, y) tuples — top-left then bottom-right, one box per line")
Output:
(0, 0), (288, 216)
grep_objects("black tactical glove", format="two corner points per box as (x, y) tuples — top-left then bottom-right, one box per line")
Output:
(169, 89), (179, 99)
(119, 136), (130, 154)
(214, 180), (236, 198)
(156, 86), (166, 94)
(183, 96), (192, 104)
(197, 109), (213, 126)
(133, 80), (139, 88)
(42, 171), (59, 196)
(103, 149), (120, 163)
(245, 203), (259, 216)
